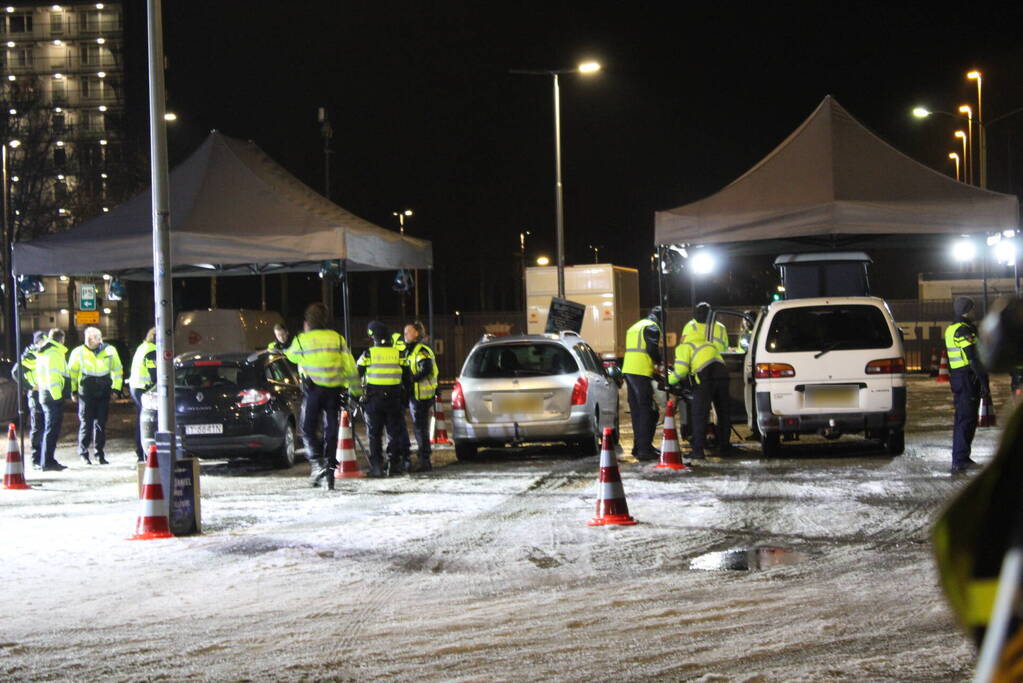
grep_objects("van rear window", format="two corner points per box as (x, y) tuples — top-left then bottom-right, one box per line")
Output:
(463, 343), (578, 378)
(765, 305), (892, 353)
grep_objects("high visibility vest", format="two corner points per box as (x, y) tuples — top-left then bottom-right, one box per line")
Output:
(36, 339), (69, 400)
(359, 345), (404, 386)
(408, 342), (438, 400)
(623, 319), (660, 377)
(283, 329), (357, 389)
(129, 341), (157, 391)
(945, 321), (975, 371)
(18, 347), (38, 390)
(682, 319), (729, 354)
(670, 338), (724, 385)
(391, 333), (407, 356)
(68, 342), (123, 394)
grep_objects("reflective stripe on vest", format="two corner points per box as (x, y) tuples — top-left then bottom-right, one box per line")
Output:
(363, 345), (403, 386)
(673, 340), (723, 384)
(410, 342), (438, 399)
(69, 344), (123, 393)
(682, 320), (729, 354)
(945, 322), (974, 370)
(36, 341), (69, 400)
(129, 342), (157, 391)
(623, 319), (659, 377)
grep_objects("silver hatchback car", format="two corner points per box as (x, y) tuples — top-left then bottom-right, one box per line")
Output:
(451, 332), (621, 459)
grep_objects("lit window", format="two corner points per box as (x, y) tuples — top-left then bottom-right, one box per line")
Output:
(5, 8), (13, 13)
(53, 39), (62, 46)
(54, 73), (64, 79)
(102, 308), (111, 314)
(102, 207), (109, 213)
(54, 107), (62, 113)
(56, 174), (64, 180)
(7, 75), (14, 82)
(100, 173), (108, 178)
(5, 41), (13, 48)
(52, 5), (61, 11)
(56, 140), (64, 147)
(99, 139), (107, 145)
(96, 37), (105, 44)
(96, 2), (104, 7)
(58, 208), (67, 215)
(98, 105), (107, 111)
(60, 309), (69, 314)
(10, 176), (18, 183)
(8, 108), (15, 115)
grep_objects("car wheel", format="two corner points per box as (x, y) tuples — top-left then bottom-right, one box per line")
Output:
(576, 410), (601, 456)
(885, 428), (905, 456)
(272, 420), (297, 469)
(454, 440), (477, 461)
(761, 431), (781, 459)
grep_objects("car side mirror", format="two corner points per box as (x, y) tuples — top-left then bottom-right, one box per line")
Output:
(603, 361), (624, 387)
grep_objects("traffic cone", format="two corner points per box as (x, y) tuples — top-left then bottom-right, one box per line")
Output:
(3, 423), (31, 490)
(431, 394), (452, 445)
(936, 351), (950, 383)
(130, 444), (173, 540)
(978, 394), (997, 427)
(588, 428), (637, 527)
(655, 400), (690, 471)
(334, 410), (363, 479)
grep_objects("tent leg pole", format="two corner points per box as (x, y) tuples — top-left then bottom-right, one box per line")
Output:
(341, 260), (351, 344)
(260, 274), (266, 311)
(428, 268), (434, 374)
(13, 283), (23, 461)
(657, 245), (667, 371)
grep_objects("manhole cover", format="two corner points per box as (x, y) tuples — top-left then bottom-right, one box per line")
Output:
(690, 546), (808, 571)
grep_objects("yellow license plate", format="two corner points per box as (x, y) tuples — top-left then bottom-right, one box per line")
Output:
(499, 395), (542, 414)
(806, 386), (859, 408)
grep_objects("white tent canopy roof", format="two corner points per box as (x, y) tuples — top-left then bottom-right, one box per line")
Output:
(654, 96), (1019, 248)
(13, 131), (432, 276)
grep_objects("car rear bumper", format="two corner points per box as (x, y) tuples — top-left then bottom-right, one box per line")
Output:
(755, 386), (906, 435)
(141, 408), (284, 458)
(451, 409), (592, 445)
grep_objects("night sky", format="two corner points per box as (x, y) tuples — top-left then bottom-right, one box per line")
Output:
(126, 1), (1023, 313)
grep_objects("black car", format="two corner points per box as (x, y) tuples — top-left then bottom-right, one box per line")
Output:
(142, 351), (302, 468)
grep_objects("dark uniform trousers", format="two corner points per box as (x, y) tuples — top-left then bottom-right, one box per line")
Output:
(131, 388), (147, 460)
(301, 384), (341, 466)
(690, 362), (732, 454)
(386, 389), (412, 465)
(625, 373), (658, 456)
(78, 394), (111, 457)
(950, 367), (980, 466)
(365, 387), (406, 473)
(26, 390), (44, 466)
(409, 398), (433, 461)
(41, 392), (64, 468)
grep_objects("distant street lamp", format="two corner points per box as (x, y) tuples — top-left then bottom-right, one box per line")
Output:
(392, 208), (413, 235)
(954, 130), (969, 181)
(948, 152), (961, 181)
(536, 255), (550, 266)
(588, 244), (601, 263)
(967, 70), (986, 188)
(510, 61), (602, 299)
(958, 105), (973, 184)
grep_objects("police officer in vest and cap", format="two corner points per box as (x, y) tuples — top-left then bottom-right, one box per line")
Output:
(68, 326), (124, 465)
(946, 296), (990, 474)
(358, 321), (411, 477)
(403, 321), (439, 472)
(670, 303), (732, 459)
(11, 331), (47, 468)
(386, 330), (413, 473)
(282, 303), (360, 489)
(128, 328), (158, 462)
(623, 306), (664, 461)
(682, 302), (729, 354)
(35, 329), (70, 471)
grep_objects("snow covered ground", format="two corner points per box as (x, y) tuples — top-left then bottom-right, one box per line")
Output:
(1, 376), (1012, 681)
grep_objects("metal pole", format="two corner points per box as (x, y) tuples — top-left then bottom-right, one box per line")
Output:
(656, 246), (667, 373)
(977, 78), (987, 189)
(553, 73), (565, 299)
(982, 245), (989, 315)
(260, 273), (266, 311)
(340, 259), (350, 343)
(427, 268), (434, 371)
(146, 0), (176, 483)
(3, 144), (24, 457)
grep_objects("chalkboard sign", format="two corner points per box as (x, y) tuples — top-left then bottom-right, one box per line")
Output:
(545, 297), (586, 334)
(170, 458), (202, 536)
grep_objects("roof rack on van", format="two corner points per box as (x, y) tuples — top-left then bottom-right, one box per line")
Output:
(559, 330), (582, 339)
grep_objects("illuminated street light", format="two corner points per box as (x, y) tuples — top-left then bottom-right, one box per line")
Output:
(994, 238), (1016, 266)
(392, 208), (413, 235)
(952, 238), (976, 262)
(163, 112), (177, 122)
(967, 70), (986, 188)
(954, 130), (968, 178)
(578, 61), (602, 74)
(948, 152), (960, 181)
(912, 107), (931, 118)
(958, 105), (973, 184)
(8, 140), (20, 148)
(536, 255), (551, 266)
(691, 250), (716, 275)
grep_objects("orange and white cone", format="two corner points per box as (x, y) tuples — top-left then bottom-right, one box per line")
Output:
(334, 410), (363, 479)
(978, 394), (997, 427)
(588, 428), (637, 527)
(3, 423), (31, 490)
(655, 400), (690, 471)
(936, 351), (950, 383)
(130, 444), (173, 540)
(431, 394), (452, 445)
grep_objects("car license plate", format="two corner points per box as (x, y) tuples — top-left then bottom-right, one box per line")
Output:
(185, 423), (223, 435)
(805, 385), (859, 408)
(499, 395), (542, 414)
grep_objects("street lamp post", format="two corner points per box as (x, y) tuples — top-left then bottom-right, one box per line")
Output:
(519, 230), (530, 310)
(967, 70), (986, 188)
(588, 244), (600, 263)
(948, 152), (960, 181)
(510, 61), (601, 299)
(955, 130), (969, 182)
(393, 208), (413, 235)
(393, 209), (414, 316)
(958, 105), (973, 184)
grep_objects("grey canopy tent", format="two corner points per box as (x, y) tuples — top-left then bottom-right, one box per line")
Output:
(655, 96), (1019, 252)
(13, 130), (432, 276)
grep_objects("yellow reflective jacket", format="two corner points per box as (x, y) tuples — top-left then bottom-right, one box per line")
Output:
(68, 342), (123, 395)
(284, 328), (359, 391)
(129, 341), (157, 391)
(36, 339), (69, 400)
(358, 344), (405, 387)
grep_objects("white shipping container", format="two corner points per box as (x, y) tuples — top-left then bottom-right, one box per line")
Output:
(525, 264), (640, 359)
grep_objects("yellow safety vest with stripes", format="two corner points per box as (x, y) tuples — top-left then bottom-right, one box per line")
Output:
(670, 337), (724, 385)
(682, 319), (729, 354)
(68, 343), (123, 394)
(623, 319), (660, 377)
(129, 341), (157, 391)
(283, 329), (358, 389)
(36, 339), (69, 400)
(358, 345), (404, 386)
(18, 347), (39, 390)
(408, 342), (438, 400)
(944, 321), (975, 371)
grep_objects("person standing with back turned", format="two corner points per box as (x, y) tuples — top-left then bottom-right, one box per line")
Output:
(128, 328), (157, 463)
(35, 329), (70, 471)
(623, 306), (664, 461)
(358, 321), (411, 477)
(945, 296), (989, 474)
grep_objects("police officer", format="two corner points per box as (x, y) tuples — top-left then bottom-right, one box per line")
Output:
(35, 329), (69, 471)
(282, 303), (360, 489)
(403, 321), (439, 472)
(128, 327), (157, 462)
(386, 329), (413, 472)
(623, 306), (664, 461)
(946, 296), (989, 474)
(682, 301), (730, 353)
(671, 302), (732, 459)
(268, 324), (288, 353)
(11, 331), (47, 468)
(358, 321), (411, 477)
(67, 326), (123, 465)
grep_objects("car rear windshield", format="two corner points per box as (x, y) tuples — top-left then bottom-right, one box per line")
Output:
(463, 343), (579, 378)
(765, 305), (893, 353)
(175, 363), (255, 389)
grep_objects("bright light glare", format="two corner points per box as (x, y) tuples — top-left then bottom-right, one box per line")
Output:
(578, 61), (601, 74)
(536, 256), (550, 266)
(952, 239), (976, 262)
(994, 239), (1016, 266)
(948, 152), (959, 160)
(8, 139), (20, 148)
(967, 70), (981, 81)
(163, 112), (177, 121)
(955, 130), (966, 139)
(691, 251), (715, 275)
(912, 107), (931, 118)
(958, 105), (971, 116)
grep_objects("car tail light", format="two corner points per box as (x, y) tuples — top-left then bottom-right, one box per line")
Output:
(571, 377), (588, 405)
(451, 381), (465, 410)
(865, 358), (906, 374)
(754, 363), (796, 379)
(236, 389), (271, 407)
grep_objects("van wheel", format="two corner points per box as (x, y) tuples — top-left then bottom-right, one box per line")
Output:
(761, 431), (781, 459)
(885, 429), (905, 456)
(272, 420), (297, 469)
(454, 441), (477, 461)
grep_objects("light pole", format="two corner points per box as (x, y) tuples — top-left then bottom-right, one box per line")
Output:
(958, 105), (973, 184)
(519, 230), (530, 310)
(393, 209), (414, 316)
(948, 152), (961, 181)
(393, 208), (413, 235)
(967, 70), (986, 188)
(510, 61), (601, 299)
(588, 244), (601, 263)
(955, 130), (968, 182)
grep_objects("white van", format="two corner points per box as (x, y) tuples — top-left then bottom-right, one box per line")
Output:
(175, 309), (285, 355)
(741, 296), (906, 456)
